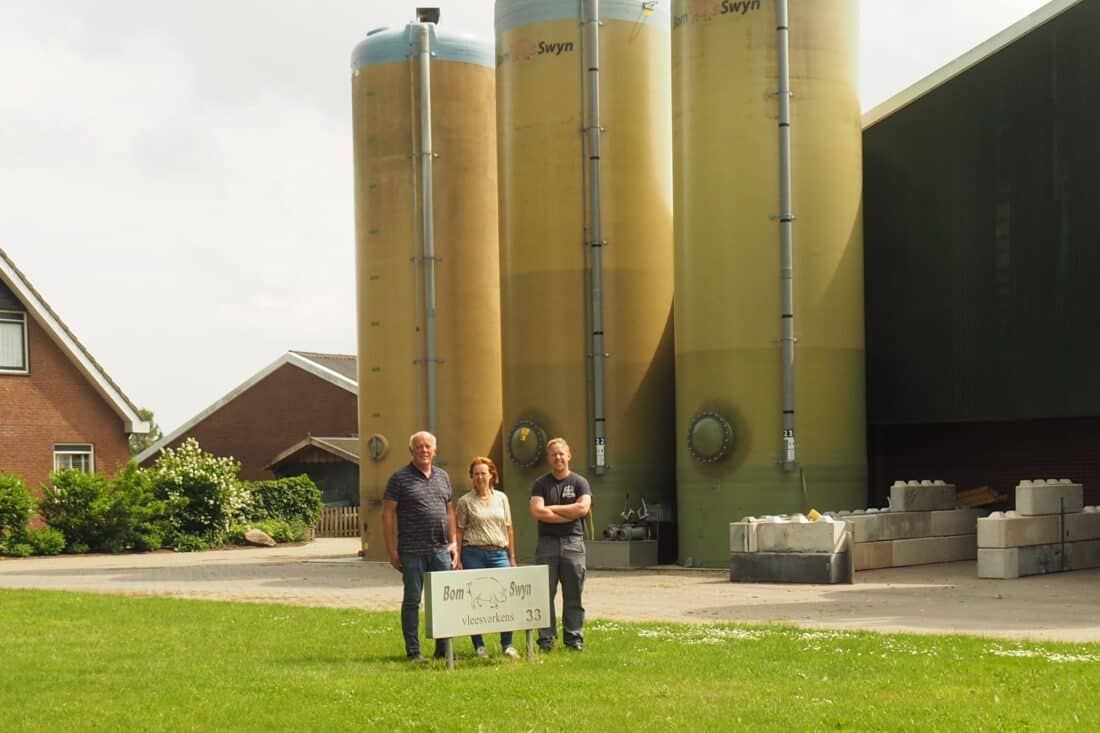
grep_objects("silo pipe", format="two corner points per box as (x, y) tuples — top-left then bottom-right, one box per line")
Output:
(583, 0), (608, 474)
(775, 0), (796, 471)
(416, 22), (439, 436)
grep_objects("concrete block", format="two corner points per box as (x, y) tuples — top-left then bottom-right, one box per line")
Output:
(845, 511), (931, 542)
(586, 540), (658, 570)
(730, 551), (852, 584)
(977, 514), (1060, 548)
(1015, 480), (1083, 516)
(890, 481), (956, 512)
(755, 520), (846, 553)
(1065, 539), (1100, 571)
(892, 534), (976, 566)
(977, 545), (1063, 579)
(729, 522), (758, 553)
(878, 511), (933, 541)
(853, 540), (893, 571)
(843, 513), (881, 543)
(1064, 512), (1100, 542)
(930, 508), (983, 537)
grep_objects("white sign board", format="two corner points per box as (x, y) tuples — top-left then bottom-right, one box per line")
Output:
(424, 565), (550, 639)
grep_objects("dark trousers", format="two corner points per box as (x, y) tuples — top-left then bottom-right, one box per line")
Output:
(534, 535), (586, 647)
(400, 549), (452, 657)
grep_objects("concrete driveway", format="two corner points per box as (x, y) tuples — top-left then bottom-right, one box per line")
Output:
(1, 538), (1097, 642)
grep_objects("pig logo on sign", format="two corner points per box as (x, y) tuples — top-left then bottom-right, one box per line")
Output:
(466, 577), (508, 609)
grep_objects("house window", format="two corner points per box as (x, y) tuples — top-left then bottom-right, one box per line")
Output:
(0, 310), (27, 372)
(54, 444), (94, 473)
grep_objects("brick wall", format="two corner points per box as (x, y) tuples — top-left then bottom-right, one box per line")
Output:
(0, 317), (131, 493)
(143, 364), (358, 480)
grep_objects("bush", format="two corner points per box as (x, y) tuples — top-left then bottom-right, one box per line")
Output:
(38, 464), (167, 553)
(38, 470), (112, 551)
(6, 542), (33, 558)
(0, 472), (34, 551)
(109, 464), (166, 552)
(226, 518), (309, 545)
(129, 525), (165, 553)
(253, 518), (308, 543)
(245, 475), (322, 527)
(172, 534), (212, 553)
(226, 523), (249, 544)
(22, 527), (65, 556)
(149, 438), (247, 542)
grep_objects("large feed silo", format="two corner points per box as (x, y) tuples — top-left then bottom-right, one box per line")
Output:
(352, 18), (502, 559)
(673, 0), (866, 566)
(496, 0), (676, 557)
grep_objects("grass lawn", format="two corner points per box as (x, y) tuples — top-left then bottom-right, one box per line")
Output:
(2, 588), (1097, 732)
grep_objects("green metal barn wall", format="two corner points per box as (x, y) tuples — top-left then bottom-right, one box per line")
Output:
(863, 0), (1100, 505)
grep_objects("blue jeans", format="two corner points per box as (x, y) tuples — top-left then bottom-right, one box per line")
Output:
(400, 549), (452, 657)
(535, 535), (586, 647)
(461, 546), (514, 650)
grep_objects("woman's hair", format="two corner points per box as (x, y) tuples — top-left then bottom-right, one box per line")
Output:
(468, 456), (500, 486)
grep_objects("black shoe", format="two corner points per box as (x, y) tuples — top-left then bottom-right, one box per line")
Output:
(432, 651), (447, 660)
(565, 642), (584, 652)
(537, 641), (553, 653)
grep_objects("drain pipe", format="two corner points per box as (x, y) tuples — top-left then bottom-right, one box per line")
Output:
(416, 22), (439, 436)
(776, 0), (797, 470)
(583, 0), (607, 474)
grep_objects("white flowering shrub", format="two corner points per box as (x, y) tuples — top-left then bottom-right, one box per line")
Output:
(149, 438), (248, 541)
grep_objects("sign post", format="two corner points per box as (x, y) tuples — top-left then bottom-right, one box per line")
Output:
(425, 565), (550, 669)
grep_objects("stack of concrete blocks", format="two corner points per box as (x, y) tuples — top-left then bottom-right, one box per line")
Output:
(977, 479), (1100, 578)
(728, 514), (853, 584)
(829, 480), (983, 571)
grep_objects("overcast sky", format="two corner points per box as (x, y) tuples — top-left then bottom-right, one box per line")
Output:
(0, 0), (1053, 435)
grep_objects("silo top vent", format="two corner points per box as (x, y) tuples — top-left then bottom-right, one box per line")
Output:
(416, 7), (440, 24)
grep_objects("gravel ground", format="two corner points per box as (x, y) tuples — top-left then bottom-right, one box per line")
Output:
(1, 538), (1098, 642)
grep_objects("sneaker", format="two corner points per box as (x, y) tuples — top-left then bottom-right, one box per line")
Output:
(475, 646), (489, 659)
(503, 646), (520, 659)
(565, 641), (584, 652)
(407, 653), (429, 663)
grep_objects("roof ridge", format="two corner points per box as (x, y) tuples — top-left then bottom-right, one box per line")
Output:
(290, 350), (356, 360)
(0, 246), (145, 424)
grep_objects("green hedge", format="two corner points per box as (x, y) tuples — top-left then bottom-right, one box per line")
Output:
(38, 465), (166, 553)
(244, 475), (322, 527)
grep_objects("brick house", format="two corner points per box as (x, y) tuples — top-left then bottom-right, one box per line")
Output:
(136, 351), (359, 493)
(0, 247), (149, 490)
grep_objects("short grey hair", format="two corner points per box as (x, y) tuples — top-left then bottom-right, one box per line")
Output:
(408, 431), (437, 449)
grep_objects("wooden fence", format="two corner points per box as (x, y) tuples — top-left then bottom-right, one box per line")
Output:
(314, 506), (360, 538)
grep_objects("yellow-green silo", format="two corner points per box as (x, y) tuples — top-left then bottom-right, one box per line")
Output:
(352, 19), (502, 560)
(672, 0), (866, 567)
(496, 0), (675, 558)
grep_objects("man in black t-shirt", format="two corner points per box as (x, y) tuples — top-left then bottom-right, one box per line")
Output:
(529, 437), (591, 652)
(382, 431), (457, 661)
